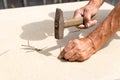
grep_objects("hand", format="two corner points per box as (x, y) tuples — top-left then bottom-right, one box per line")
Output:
(58, 38), (96, 62)
(74, 4), (98, 29)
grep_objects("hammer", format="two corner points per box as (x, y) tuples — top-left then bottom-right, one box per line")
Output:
(54, 8), (97, 39)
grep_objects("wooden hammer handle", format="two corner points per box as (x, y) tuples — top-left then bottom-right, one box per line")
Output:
(64, 15), (97, 28)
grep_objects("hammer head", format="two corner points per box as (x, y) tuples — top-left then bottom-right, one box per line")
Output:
(54, 8), (64, 39)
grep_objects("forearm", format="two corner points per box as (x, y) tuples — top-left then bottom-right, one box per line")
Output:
(88, 0), (105, 8)
(87, 2), (120, 51)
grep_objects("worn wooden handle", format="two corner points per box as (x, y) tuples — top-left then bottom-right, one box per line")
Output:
(64, 15), (97, 28)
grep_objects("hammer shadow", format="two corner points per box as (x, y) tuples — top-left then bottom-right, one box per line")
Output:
(20, 20), (53, 41)
(20, 9), (120, 58)
(20, 20), (54, 56)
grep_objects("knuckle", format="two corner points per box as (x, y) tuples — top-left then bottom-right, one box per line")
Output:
(72, 39), (80, 44)
(64, 53), (69, 59)
(78, 53), (88, 61)
(84, 7), (90, 14)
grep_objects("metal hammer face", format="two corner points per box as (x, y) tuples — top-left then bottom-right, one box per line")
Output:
(54, 8), (64, 39)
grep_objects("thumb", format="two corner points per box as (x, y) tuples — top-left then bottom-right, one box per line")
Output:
(83, 13), (91, 27)
(83, 13), (97, 28)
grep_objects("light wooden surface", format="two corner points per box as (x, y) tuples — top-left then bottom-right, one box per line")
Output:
(0, 1), (120, 80)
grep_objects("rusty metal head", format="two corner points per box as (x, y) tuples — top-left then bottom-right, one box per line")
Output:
(54, 8), (64, 39)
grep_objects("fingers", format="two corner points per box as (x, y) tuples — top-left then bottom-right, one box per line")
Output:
(58, 40), (82, 61)
(58, 44), (81, 61)
(77, 12), (97, 29)
(58, 39), (92, 62)
(58, 41), (74, 59)
(68, 53), (80, 61)
(58, 49), (84, 62)
(83, 11), (97, 28)
(76, 20), (97, 29)
(83, 12), (91, 25)
(58, 50), (65, 59)
(58, 49), (74, 60)
(64, 50), (75, 60)
(73, 8), (83, 18)
(58, 48), (78, 61)
(73, 8), (97, 29)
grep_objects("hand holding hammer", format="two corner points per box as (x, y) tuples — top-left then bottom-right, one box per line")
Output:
(54, 8), (97, 39)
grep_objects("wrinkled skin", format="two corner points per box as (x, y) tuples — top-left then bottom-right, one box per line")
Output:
(73, 4), (98, 29)
(58, 38), (96, 62)
(58, 4), (99, 62)
(58, 2), (120, 62)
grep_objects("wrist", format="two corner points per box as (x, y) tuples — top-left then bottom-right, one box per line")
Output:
(88, 0), (104, 9)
